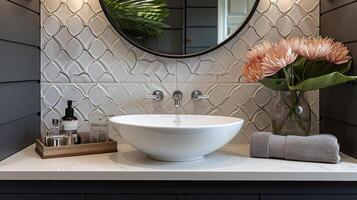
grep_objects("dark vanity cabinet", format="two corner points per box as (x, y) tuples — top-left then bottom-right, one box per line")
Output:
(2, 194), (357, 200)
(1, 181), (357, 200)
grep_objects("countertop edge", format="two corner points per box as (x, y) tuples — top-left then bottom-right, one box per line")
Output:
(1, 171), (357, 181)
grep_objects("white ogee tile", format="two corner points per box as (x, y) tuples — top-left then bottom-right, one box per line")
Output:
(66, 15), (84, 36)
(43, 0), (61, 13)
(77, 4), (95, 25)
(41, 0), (320, 143)
(89, 15), (108, 36)
(67, 0), (83, 13)
(53, 4), (72, 24)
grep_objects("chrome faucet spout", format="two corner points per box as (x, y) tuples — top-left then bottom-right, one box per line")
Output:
(174, 99), (180, 108)
(173, 90), (183, 109)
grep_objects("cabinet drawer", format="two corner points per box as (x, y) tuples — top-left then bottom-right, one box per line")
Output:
(0, 194), (84, 200)
(261, 195), (357, 200)
(194, 195), (244, 200)
(87, 195), (176, 200)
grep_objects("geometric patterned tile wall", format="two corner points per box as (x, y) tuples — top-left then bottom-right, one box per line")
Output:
(41, 0), (320, 144)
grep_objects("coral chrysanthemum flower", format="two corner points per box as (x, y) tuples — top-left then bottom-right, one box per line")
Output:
(286, 37), (351, 64)
(242, 58), (264, 82)
(326, 40), (352, 64)
(242, 37), (352, 83)
(287, 37), (333, 60)
(242, 41), (272, 82)
(242, 41), (297, 82)
(261, 42), (297, 77)
(245, 41), (272, 61)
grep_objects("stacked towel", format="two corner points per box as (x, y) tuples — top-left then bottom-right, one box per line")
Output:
(250, 132), (340, 164)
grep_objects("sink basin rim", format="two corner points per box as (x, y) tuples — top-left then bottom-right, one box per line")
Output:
(109, 114), (244, 130)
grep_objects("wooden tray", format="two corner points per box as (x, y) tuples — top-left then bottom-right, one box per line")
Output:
(35, 139), (118, 159)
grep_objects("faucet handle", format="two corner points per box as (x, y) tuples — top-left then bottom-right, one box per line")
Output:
(145, 90), (164, 102)
(191, 90), (209, 101)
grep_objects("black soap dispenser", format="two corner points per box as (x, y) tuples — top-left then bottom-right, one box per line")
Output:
(62, 100), (80, 144)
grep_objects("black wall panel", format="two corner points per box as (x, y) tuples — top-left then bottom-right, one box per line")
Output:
(321, 0), (356, 13)
(321, 2), (357, 43)
(0, 40), (40, 82)
(0, 1), (39, 46)
(320, 83), (357, 125)
(0, 82), (40, 125)
(320, 0), (357, 158)
(0, 115), (40, 161)
(0, 0), (40, 161)
(8, 0), (40, 13)
(321, 117), (357, 157)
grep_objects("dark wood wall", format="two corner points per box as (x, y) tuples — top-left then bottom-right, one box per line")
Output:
(0, 0), (40, 160)
(320, 0), (357, 157)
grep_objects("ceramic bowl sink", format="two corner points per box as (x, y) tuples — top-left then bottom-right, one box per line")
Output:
(110, 114), (244, 162)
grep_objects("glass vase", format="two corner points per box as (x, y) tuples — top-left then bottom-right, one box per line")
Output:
(271, 90), (311, 136)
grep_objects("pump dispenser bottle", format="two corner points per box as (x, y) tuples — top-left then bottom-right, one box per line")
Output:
(62, 100), (79, 144)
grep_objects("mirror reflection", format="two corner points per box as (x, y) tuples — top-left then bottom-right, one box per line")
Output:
(101, 0), (257, 56)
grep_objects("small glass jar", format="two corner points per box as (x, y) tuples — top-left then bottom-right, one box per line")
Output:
(89, 112), (109, 143)
(45, 119), (64, 146)
(50, 119), (61, 135)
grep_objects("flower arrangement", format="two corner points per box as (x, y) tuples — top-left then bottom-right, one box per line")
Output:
(242, 37), (355, 136)
(242, 37), (355, 91)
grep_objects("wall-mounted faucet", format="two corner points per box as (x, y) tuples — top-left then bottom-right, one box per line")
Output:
(191, 90), (209, 102)
(173, 90), (183, 108)
(145, 90), (164, 102)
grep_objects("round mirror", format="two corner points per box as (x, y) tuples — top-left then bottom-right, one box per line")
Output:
(100, 0), (259, 58)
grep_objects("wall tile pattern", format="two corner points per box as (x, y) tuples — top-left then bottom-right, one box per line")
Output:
(41, 0), (320, 143)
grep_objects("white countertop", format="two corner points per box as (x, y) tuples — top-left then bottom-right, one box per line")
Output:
(1, 144), (357, 181)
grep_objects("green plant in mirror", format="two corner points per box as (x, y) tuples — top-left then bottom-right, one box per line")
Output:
(103, 0), (169, 40)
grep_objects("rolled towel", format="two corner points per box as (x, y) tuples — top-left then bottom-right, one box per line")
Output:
(250, 132), (340, 164)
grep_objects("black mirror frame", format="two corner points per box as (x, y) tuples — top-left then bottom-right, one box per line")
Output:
(99, 0), (260, 58)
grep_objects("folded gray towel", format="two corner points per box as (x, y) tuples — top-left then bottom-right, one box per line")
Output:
(250, 132), (341, 164)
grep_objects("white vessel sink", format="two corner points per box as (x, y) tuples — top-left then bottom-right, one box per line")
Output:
(110, 114), (244, 162)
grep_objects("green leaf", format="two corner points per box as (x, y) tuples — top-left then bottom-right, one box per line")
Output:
(288, 72), (357, 91)
(103, 0), (169, 39)
(292, 57), (352, 81)
(260, 78), (289, 91)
